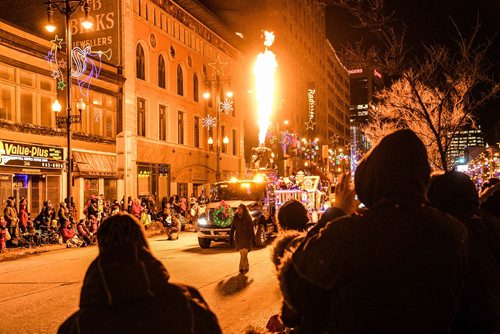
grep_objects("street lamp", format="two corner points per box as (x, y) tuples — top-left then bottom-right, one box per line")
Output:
(203, 79), (233, 182)
(45, 0), (92, 203)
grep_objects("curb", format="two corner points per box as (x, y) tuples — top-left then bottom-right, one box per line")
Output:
(0, 229), (168, 263)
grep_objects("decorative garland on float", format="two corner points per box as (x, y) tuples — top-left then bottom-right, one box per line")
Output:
(212, 200), (234, 227)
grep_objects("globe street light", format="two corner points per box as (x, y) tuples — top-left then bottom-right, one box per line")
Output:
(45, 0), (92, 204)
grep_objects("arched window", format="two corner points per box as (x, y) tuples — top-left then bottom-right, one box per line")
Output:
(136, 44), (145, 80)
(193, 73), (199, 102)
(158, 55), (166, 88)
(176, 65), (184, 96)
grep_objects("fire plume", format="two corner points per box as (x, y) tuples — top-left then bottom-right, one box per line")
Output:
(254, 31), (277, 145)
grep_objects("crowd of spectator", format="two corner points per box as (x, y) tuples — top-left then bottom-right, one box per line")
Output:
(0, 191), (208, 252)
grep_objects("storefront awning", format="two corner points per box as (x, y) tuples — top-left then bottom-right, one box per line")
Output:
(73, 152), (118, 178)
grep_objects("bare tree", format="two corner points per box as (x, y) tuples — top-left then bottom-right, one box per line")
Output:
(369, 24), (499, 171)
(322, 0), (500, 171)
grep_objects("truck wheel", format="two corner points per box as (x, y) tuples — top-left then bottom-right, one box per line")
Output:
(254, 224), (266, 248)
(198, 238), (211, 248)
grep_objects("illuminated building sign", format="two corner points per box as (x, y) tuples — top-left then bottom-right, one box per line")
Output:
(306, 82), (316, 130)
(373, 69), (382, 78)
(348, 68), (363, 74)
(0, 140), (64, 169)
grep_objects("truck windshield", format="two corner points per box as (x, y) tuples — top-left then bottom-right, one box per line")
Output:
(211, 182), (267, 201)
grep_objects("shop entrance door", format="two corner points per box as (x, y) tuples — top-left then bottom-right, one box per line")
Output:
(13, 174), (29, 208)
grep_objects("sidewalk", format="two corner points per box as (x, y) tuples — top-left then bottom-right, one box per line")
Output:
(0, 222), (191, 262)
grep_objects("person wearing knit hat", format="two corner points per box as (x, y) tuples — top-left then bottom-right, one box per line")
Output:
(58, 213), (221, 334)
(277, 199), (309, 232)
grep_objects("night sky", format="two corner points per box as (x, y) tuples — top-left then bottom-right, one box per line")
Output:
(326, 0), (500, 143)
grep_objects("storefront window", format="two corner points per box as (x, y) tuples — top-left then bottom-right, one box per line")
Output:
(177, 183), (188, 198)
(47, 176), (60, 209)
(84, 179), (99, 203)
(0, 175), (12, 208)
(104, 179), (117, 202)
(138, 163), (169, 199)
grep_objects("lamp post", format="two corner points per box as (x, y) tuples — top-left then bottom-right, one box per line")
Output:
(203, 78), (233, 182)
(45, 0), (92, 202)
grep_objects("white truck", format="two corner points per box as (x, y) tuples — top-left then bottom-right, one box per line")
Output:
(196, 179), (277, 249)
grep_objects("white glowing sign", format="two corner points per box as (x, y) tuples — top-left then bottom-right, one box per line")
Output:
(305, 83), (316, 131)
(348, 68), (363, 74)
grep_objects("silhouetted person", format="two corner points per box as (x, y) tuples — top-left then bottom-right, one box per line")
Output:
(58, 213), (221, 334)
(281, 129), (468, 333)
(230, 204), (254, 274)
(428, 171), (500, 333)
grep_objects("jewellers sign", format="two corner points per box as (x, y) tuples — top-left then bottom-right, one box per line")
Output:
(0, 140), (64, 169)
(70, 0), (120, 66)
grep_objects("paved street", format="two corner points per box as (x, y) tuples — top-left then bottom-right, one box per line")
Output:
(0, 232), (282, 334)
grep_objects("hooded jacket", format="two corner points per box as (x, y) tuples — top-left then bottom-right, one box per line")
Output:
(284, 129), (468, 333)
(428, 171), (500, 333)
(58, 214), (221, 334)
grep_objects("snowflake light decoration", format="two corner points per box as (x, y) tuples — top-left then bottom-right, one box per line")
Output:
(202, 114), (216, 129)
(219, 99), (233, 114)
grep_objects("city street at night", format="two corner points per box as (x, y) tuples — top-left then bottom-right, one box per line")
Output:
(0, 232), (281, 334)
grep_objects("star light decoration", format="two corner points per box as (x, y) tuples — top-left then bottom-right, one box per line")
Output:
(305, 119), (316, 131)
(219, 99), (233, 114)
(207, 56), (228, 80)
(202, 114), (216, 129)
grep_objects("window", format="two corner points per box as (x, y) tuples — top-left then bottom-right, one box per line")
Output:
(176, 65), (183, 96)
(158, 55), (166, 88)
(20, 89), (34, 124)
(136, 44), (145, 80)
(177, 111), (184, 144)
(194, 116), (200, 147)
(137, 98), (146, 136)
(193, 73), (199, 102)
(159, 104), (166, 141)
(0, 84), (14, 121)
(177, 182), (188, 198)
(221, 125), (226, 153)
(40, 95), (52, 127)
(232, 129), (237, 155)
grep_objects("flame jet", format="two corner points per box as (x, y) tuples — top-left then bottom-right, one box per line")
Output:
(254, 31), (278, 145)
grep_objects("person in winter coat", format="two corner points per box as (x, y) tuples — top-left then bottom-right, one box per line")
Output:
(479, 182), (500, 261)
(58, 213), (222, 334)
(428, 171), (500, 333)
(0, 218), (7, 252)
(57, 202), (69, 226)
(4, 198), (19, 245)
(76, 219), (94, 246)
(61, 221), (83, 248)
(18, 197), (29, 233)
(268, 199), (310, 332)
(230, 204), (254, 274)
(281, 129), (468, 333)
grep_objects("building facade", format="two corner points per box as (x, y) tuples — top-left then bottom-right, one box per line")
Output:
(348, 66), (383, 155)
(0, 0), (247, 214)
(0, 19), (121, 215)
(448, 127), (486, 166)
(195, 0), (328, 175)
(120, 0), (246, 202)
